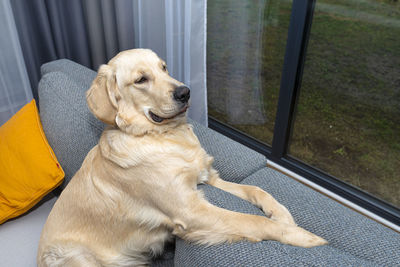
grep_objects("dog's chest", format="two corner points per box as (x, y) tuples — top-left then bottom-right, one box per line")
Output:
(184, 145), (213, 186)
(103, 125), (213, 185)
(179, 151), (211, 188)
(165, 127), (213, 185)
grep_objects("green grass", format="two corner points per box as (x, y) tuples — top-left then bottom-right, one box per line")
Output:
(207, 0), (400, 207)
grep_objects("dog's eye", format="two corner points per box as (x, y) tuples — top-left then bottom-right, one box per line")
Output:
(135, 76), (148, 84)
(162, 65), (167, 72)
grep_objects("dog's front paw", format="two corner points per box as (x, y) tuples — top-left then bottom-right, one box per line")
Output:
(266, 203), (296, 226)
(282, 226), (328, 248)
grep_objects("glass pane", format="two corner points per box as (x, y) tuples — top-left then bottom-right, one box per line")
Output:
(290, 0), (400, 207)
(207, 0), (292, 145)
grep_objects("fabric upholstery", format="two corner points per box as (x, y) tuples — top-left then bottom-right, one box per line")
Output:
(0, 99), (64, 224)
(41, 59), (96, 89)
(38, 72), (104, 188)
(0, 196), (57, 267)
(175, 168), (400, 266)
(242, 168), (400, 266)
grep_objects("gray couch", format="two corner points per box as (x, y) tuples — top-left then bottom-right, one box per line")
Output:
(0, 59), (399, 267)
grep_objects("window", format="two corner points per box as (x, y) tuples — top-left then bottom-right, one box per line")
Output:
(289, 0), (400, 208)
(207, 0), (400, 225)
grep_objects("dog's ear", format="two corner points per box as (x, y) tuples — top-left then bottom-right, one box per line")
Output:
(86, 64), (121, 125)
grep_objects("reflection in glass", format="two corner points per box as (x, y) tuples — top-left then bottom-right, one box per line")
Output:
(207, 0), (292, 145)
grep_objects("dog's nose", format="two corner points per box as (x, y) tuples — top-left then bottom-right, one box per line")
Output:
(173, 86), (190, 103)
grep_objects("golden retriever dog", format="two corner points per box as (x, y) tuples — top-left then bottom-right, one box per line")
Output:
(38, 49), (327, 267)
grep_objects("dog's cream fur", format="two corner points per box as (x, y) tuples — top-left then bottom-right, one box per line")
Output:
(38, 49), (327, 267)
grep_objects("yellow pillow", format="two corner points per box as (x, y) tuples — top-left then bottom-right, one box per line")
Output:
(0, 99), (64, 224)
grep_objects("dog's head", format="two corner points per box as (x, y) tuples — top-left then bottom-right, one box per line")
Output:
(86, 49), (190, 135)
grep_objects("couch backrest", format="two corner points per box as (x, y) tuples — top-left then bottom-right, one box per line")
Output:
(38, 60), (105, 189)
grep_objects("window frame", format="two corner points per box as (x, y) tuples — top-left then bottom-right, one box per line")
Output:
(208, 0), (400, 226)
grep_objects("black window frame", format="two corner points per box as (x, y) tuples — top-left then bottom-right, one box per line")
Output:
(208, 0), (400, 226)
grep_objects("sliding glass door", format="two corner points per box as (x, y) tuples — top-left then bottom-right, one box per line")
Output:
(289, 0), (400, 208)
(207, 0), (400, 224)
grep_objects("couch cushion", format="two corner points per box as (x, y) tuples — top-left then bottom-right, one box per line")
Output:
(175, 167), (400, 266)
(242, 168), (400, 266)
(41, 59), (96, 90)
(0, 99), (64, 224)
(0, 196), (57, 267)
(38, 72), (105, 188)
(40, 59), (267, 184)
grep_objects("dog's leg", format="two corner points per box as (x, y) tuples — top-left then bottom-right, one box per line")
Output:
(171, 197), (327, 248)
(39, 243), (102, 267)
(206, 169), (296, 226)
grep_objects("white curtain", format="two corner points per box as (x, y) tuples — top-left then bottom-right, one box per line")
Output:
(1, 0), (207, 126)
(0, 0), (32, 126)
(133, 0), (208, 125)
